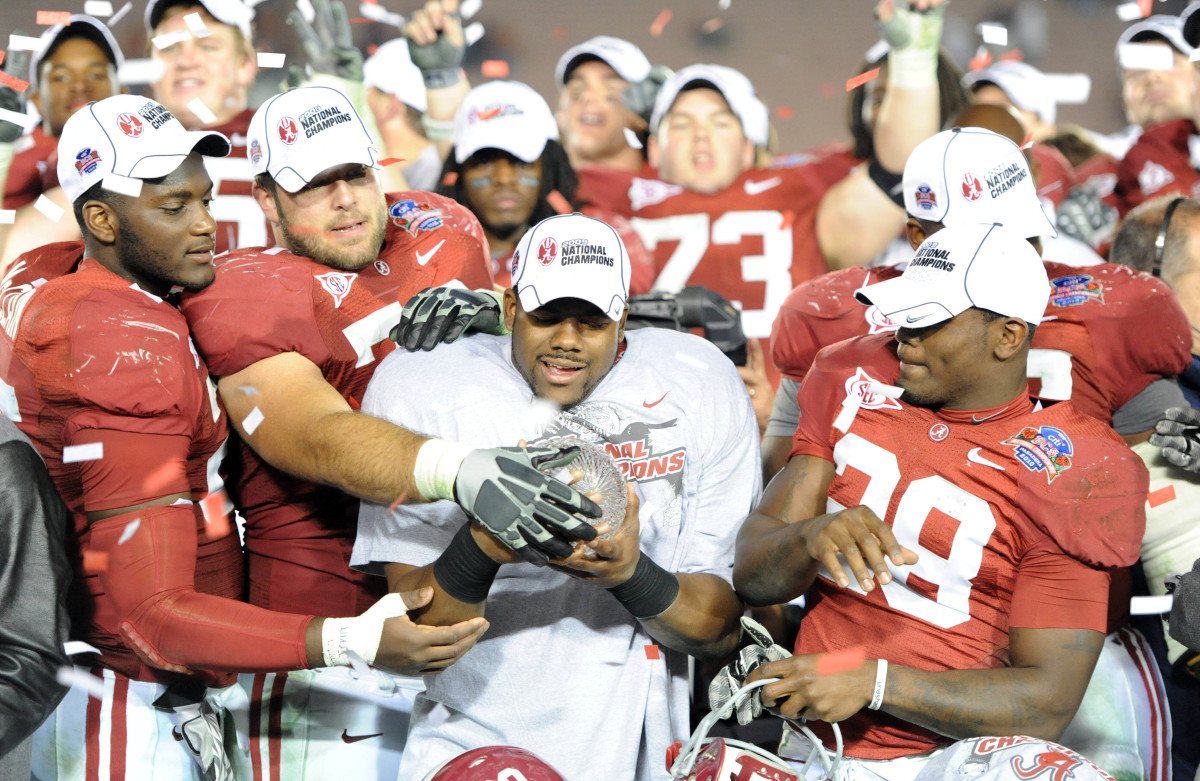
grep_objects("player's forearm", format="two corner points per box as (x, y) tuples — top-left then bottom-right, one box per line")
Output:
(640, 573), (743, 660)
(384, 560), (486, 626)
(302, 410), (432, 506)
(872, 84), (940, 172)
(424, 74), (469, 159)
(732, 513), (819, 606)
(816, 167), (907, 269)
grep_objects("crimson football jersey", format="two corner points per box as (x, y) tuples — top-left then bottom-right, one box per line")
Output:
(1115, 118), (1200, 215)
(1031, 143), (1077, 208)
(0, 259), (237, 684)
(770, 261), (1191, 424)
(180, 192), (492, 617)
(789, 334), (1147, 759)
(3, 126), (58, 209)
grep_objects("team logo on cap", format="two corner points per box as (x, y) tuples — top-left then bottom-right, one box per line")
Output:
(1048, 275), (1104, 308)
(249, 139), (263, 165)
(388, 199), (444, 237)
(538, 237), (558, 266)
(1002, 425), (1073, 483)
(961, 173), (983, 202)
(913, 184), (937, 210)
(468, 102), (523, 124)
(844, 367), (902, 411)
(315, 271), (357, 308)
(117, 113), (144, 137)
(74, 148), (101, 176)
(511, 249), (520, 276)
(277, 116), (299, 145)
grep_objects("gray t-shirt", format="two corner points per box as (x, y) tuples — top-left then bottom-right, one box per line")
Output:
(353, 329), (761, 781)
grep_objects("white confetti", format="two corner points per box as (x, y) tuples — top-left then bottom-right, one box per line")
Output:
(622, 127), (643, 150)
(84, 0), (115, 16)
(257, 52), (286, 68)
(345, 649), (372, 679)
(1119, 42), (1175, 71)
(673, 351), (708, 371)
(107, 1), (132, 26)
(56, 666), (106, 700)
(1130, 595), (1173, 614)
(63, 442), (104, 463)
(464, 21), (485, 47)
(1116, 1), (1145, 21)
(359, 3), (405, 27)
(1190, 47), (1200, 63)
(102, 174), (143, 197)
(183, 11), (212, 37)
(186, 97), (218, 125)
(242, 406), (265, 435)
(459, 0), (482, 19)
(0, 211), (14, 225)
(117, 58), (166, 85)
(63, 641), (102, 656)
(1045, 73), (1092, 105)
(8, 34), (45, 53)
(117, 518), (141, 544)
(238, 385), (261, 396)
(718, 0), (730, 8)
(864, 38), (889, 63)
(296, 0), (315, 24)
(34, 195), (65, 222)
(978, 23), (1007, 46)
(152, 30), (192, 50)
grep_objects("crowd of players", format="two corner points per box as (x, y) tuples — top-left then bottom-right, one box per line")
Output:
(2, 0), (1200, 779)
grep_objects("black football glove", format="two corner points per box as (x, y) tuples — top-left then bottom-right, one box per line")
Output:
(454, 446), (602, 566)
(0, 36), (32, 144)
(1150, 406), (1200, 472)
(406, 8), (464, 89)
(1056, 185), (1118, 250)
(392, 287), (505, 352)
(288, 0), (363, 82)
(622, 64), (672, 125)
(708, 617), (793, 725)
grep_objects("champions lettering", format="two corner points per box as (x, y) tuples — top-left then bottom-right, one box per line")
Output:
(985, 161), (1028, 199)
(560, 238), (614, 267)
(909, 243), (956, 272)
(299, 106), (352, 138)
(137, 102), (174, 130)
(604, 440), (685, 481)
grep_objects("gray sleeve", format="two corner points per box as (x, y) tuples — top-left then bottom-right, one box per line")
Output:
(1112, 379), (1187, 435)
(1169, 557), (1200, 653)
(763, 377), (802, 439)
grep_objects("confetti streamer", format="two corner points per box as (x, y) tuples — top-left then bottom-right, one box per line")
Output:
(257, 52), (286, 68)
(1148, 484), (1176, 508)
(378, 157), (405, 167)
(650, 9), (672, 37)
(0, 106), (36, 130)
(441, 171), (458, 187)
(117, 518), (141, 545)
(242, 406), (265, 435)
(107, 1), (132, 26)
(184, 11), (212, 37)
(0, 71), (30, 93)
(63, 442), (104, 463)
(358, 3), (405, 27)
(815, 645), (866, 675)
(460, 0), (482, 18)
(1115, 1), (1145, 21)
(846, 67), (881, 92)
(701, 17), (723, 34)
(117, 58), (166, 85)
(865, 39), (889, 63)
(968, 46), (993, 72)
(200, 491), (231, 538)
(34, 196), (65, 223)
(978, 23), (1007, 46)
(82, 550), (109, 573)
(64, 640), (102, 656)
(546, 190), (572, 215)
(238, 385), (260, 396)
(186, 97), (218, 125)
(84, 0), (114, 16)
(464, 21), (484, 46)
(623, 127), (643, 149)
(481, 59), (509, 78)
(644, 644), (660, 660)
(1138, 0), (1153, 16)
(775, 106), (794, 119)
(387, 491), (408, 513)
(0, 211), (14, 225)
(296, 0), (316, 23)
(1045, 73), (1091, 105)
(1119, 42), (1174, 71)
(1130, 595), (1173, 614)
(8, 34), (45, 52)
(56, 666), (106, 699)
(718, 0), (730, 8)
(37, 10), (73, 25)
(102, 174), (143, 197)
(152, 30), (191, 50)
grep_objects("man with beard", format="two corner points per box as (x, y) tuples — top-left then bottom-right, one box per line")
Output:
(180, 86), (601, 779)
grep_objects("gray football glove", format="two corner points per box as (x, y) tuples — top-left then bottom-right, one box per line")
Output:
(622, 64), (673, 125)
(406, 10), (464, 89)
(0, 37), (32, 144)
(708, 616), (793, 725)
(454, 446), (602, 566)
(392, 287), (505, 352)
(288, 0), (363, 82)
(1055, 185), (1118, 250)
(1150, 406), (1200, 472)
(876, 0), (947, 50)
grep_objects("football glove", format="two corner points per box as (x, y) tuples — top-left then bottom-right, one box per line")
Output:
(455, 446), (601, 566)
(0, 38), (32, 144)
(1150, 406), (1200, 473)
(406, 10), (465, 89)
(1055, 185), (1118, 250)
(392, 286), (506, 352)
(622, 64), (673, 125)
(287, 0), (363, 82)
(708, 616), (793, 725)
(877, 0), (946, 90)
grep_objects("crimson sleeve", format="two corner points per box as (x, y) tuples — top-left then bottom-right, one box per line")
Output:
(789, 346), (845, 461)
(92, 504), (312, 674)
(771, 290), (824, 382)
(1009, 540), (1110, 632)
(72, 429), (192, 513)
(1115, 120), (1200, 214)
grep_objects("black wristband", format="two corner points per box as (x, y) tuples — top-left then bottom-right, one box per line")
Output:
(867, 158), (905, 206)
(433, 523), (501, 604)
(607, 554), (679, 619)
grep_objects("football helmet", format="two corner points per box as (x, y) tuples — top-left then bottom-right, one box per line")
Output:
(912, 736), (1117, 781)
(422, 746), (567, 781)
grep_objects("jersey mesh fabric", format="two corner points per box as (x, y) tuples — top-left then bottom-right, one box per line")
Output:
(1115, 118), (1200, 214)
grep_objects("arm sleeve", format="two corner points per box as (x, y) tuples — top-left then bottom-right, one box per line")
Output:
(1169, 557), (1200, 653)
(764, 377), (802, 439)
(1116, 124), (1200, 214)
(1111, 378), (1187, 436)
(0, 439), (70, 756)
(1009, 538), (1111, 632)
(789, 347), (844, 461)
(770, 287), (825, 382)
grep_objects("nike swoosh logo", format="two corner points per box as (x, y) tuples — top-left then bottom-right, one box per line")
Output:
(971, 407), (1009, 424)
(415, 239), (446, 267)
(341, 729), (384, 744)
(905, 314), (928, 324)
(967, 447), (1005, 471)
(643, 391), (668, 408)
(743, 176), (782, 195)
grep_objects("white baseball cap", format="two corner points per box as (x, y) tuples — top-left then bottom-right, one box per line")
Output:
(1123, 13), (1193, 55)
(963, 60), (1056, 126)
(649, 64), (769, 147)
(30, 15), (124, 93)
(247, 86), (380, 193)
(145, 0), (254, 38)
(511, 213), (632, 322)
(452, 81), (559, 165)
(362, 39), (427, 113)
(855, 223), (1050, 328)
(57, 94), (230, 203)
(903, 127), (1058, 239)
(554, 36), (651, 88)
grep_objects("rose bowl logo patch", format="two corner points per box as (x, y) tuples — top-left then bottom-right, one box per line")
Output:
(74, 147), (101, 176)
(1002, 425), (1073, 483)
(1049, 275), (1104, 308)
(510, 248), (520, 276)
(389, 199), (444, 237)
(844, 367), (902, 411)
(249, 138), (263, 165)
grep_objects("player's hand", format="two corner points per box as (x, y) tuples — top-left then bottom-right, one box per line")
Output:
(737, 339), (774, 436)
(553, 483), (639, 588)
(404, 0), (465, 87)
(875, 0), (946, 52)
(392, 286), (505, 352)
(0, 34), (32, 143)
(621, 64), (672, 126)
(288, 0), (363, 82)
(1055, 185), (1117, 250)
(803, 505), (918, 592)
(746, 653), (877, 723)
(374, 587), (488, 674)
(1150, 406), (1200, 472)
(709, 616), (793, 725)
(454, 446), (602, 566)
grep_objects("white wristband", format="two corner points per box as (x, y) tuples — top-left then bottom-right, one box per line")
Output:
(320, 593), (409, 667)
(413, 438), (473, 502)
(869, 659), (888, 710)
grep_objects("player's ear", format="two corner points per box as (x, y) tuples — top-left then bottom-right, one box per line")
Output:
(647, 133), (661, 170)
(617, 306), (629, 342)
(994, 317), (1028, 361)
(503, 288), (519, 332)
(740, 137), (756, 171)
(81, 200), (118, 245)
(905, 218), (928, 250)
(252, 180), (280, 224)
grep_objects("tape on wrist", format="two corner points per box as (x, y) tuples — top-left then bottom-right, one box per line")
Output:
(869, 658), (888, 710)
(887, 46), (937, 90)
(321, 613), (387, 668)
(422, 115), (455, 141)
(422, 67), (463, 90)
(607, 554), (679, 619)
(414, 438), (473, 501)
(434, 522), (501, 603)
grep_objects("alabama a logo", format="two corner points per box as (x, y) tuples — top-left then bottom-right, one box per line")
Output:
(1012, 752), (1084, 781)
(961, 172), (983, 201)
(537, 237), (557, 265)
(844, 367), (902, 411)
(1049, 275), (1104, 308)
(388, 199), (444, 237)
(315, 271), (357, 308)
(277, 116), (299, 145)
(1002, 425), (1073, 483)
(117, 113), (144, 137)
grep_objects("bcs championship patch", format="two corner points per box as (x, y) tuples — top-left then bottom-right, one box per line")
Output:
(1049, 275), (1104, 308)
(1002, 425), (1073, 483)
(74, 148), (101, 176)
(389, 199), (444, 237)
